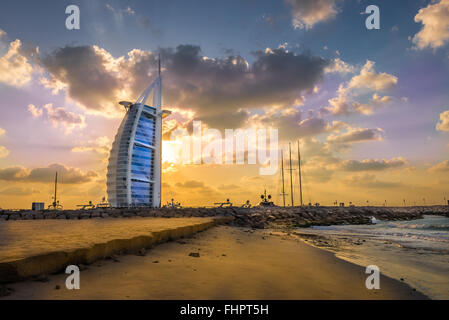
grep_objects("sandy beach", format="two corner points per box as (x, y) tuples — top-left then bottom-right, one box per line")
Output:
(1, 225), (427, 300)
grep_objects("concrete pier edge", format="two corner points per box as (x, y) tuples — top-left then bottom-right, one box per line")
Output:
(0, 216), (232, 283)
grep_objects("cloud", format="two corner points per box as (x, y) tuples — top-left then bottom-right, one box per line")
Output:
(0, 187), (40, 196)
(0, 38), (34, 87)
(40, 44), (329, 127)
(348, 60), (398, 92)
(71, 136), (111, 155)
(351, 102), (373, 115)
(106, 3), (136, 22)
(28, 104), (43, 117)
(326, 61), (397, 115)
(175, 180), (205, 188)
(325, 58), (354, 74)
(428, 160), (449, 172)
(217, 184), (240, 190)
(326, 85), (351, 115)
(436, 110), (449, 131)
(105, 3), (161, 36)
(125, 6), (135, 16)
(412, 0), (449, 50)
(340, 158), (406, 171)
(174, 180), (218, 196)
(0, 128), (9, 158)
(28, 103), (86, 133)
(296, 117), (329, 137)
(0, 164), (97, 184)
(285, 0), (341, 29)
(0, 146), (9, 158)
(72, 136), (111, 164)
(248, 105), (346, 141)
(41, 46), (123, 117)
(345, 174), (402, 189)
(45, 103), (85, 132)
(327, 127), (384, 144)
(326, 86), (374, 116)
(372, 93), (392, 105)
(304, 164), (334, 182)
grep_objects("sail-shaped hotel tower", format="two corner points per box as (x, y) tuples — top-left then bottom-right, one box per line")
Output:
(107, 60), (170, 207)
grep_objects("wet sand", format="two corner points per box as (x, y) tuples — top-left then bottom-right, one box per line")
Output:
(2, 226), (427, 300)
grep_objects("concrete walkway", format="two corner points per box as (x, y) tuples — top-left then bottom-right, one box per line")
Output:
(0, 217), (229, 282)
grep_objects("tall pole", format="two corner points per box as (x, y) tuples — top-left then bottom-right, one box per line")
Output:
(281, 149), (286, 207)
(152, 55), (162, 207)
(158, 53), (161, 76)
(297, 140), (303, 206)
(289, 142), (294, 207)
(54, 172), (58, 206)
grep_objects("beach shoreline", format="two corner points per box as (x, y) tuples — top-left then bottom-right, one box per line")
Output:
(1, 225), (428, 300)
(285, 215), (449, 299)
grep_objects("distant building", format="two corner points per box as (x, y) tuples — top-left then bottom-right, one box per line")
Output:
(32, 202), (44, 210)
(106, 60), (170, 207)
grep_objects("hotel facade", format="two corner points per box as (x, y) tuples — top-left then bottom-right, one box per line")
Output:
(106, 65), (170, 207)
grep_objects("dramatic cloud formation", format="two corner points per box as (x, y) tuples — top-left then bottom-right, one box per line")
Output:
(285, 0), (341, 29)
(0, 38), (34, 87)
(40, 46), (123, 117)
(0, 164), (97, 184)
(28, 103), (86, 133)
(340, 158), (406, 171)
(40, 44), (329, 127)
(436, 110), (449, 131)
(412, 0), (449, 50)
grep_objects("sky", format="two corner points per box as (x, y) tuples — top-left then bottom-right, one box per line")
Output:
(0, 0), (448, 209)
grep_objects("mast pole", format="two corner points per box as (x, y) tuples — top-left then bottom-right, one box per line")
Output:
(289, 142), (294, 206)
(158, 53), (161, 77)
(54, 172), (58, 206)
(281, 149), (285, 207)
(297, 141), (303, 206)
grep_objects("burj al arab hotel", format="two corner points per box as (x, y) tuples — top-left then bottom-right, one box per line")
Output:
(106, 59), (171, 207)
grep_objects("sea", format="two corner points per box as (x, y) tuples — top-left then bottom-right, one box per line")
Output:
(295, 215), (449, 299)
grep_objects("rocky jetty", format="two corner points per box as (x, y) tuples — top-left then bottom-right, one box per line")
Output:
(1, 205), (447, 228)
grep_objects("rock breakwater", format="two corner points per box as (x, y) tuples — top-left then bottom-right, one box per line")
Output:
(1, 205), (447, 229)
